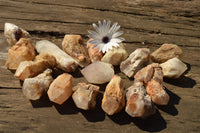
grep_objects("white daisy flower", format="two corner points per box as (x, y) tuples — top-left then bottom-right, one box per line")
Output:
(88, 20), (125, 53)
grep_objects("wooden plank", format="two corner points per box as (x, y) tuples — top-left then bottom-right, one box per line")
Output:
(0, 0), (199, 47)
(0, 53), (21, 88)
(0, 0), (200, 132)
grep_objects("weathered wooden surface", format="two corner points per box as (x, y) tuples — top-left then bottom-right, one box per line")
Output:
(0, 0), (200, 132)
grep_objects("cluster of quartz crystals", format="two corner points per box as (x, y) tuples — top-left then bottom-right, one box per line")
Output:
(4, 23), (187, 119)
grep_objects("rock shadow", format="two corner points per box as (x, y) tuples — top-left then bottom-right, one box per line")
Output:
(164, 62), (196, 88)
(108, 108), (132, 125)
(54, 97), (79, 115)
(80, 93), (105, 122)
(156, 87), (180, 116)
(70, 68), (83, 78)
(108, 109), (167, 132)
(114, 65), (121, 74)
(183, 62), (191, 75)
(164, 75), (196, 88)
(132, 110), (167, 132)
(30, 93), (53, 108)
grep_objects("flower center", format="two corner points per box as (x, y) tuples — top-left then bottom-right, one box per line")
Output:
(102, 36), (109, 44)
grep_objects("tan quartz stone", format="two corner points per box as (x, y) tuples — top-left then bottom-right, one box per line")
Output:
(47, 73), (73, 105)
(102, 75), (125, 115)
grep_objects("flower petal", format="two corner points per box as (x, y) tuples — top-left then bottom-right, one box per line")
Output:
(102, 44), (107, 53)
(111, 38), (123, 43)
(88, 39), (101, 45)
(107, 42), (114, 50)
(92, 23), (99, 33)
(106, 20), (111, 32)
(88, 30), (101, 40)
(109, 22), (118, 35)
(112, 25), (120, 34)
(112, 31), (124, 38)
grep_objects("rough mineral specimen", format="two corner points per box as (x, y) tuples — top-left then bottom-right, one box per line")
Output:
(87, 39), (103, 63)
(151, 43), (182, 63)
(81, 61), (114, 84)
(134, 63), (161, 84)
(101, 44), (128, 65)
(160, 57), (187, 79)
(5, 38), (36, 70)
(72, 83), (99, 110)
(22, 69), (53, 100)
(101, 75), (125, 115)
(36, 40), (78, 72)
(4, 23), (30, 46)
(62, 35), (90, 67)
(35, 53), (57, 68)
(125, 81), (156, 118)
(134, 63), (170, 105)
(146, 79), (170, 105)
(47, 73), (73, 105)
(14, 54), (57, 81)
(120, 48), (150, 78)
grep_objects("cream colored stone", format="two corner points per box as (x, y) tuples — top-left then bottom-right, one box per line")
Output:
(134, 63), (169, 105)
(81, 61), (114, 84)
(5, 38), (35, 70)
(87, 39), (103, 63)
(134, 63), (161, 83)
(160, 57), (187, 78)
(151, 43), (182, 63)
(101, 44), (128, 65)
(146, 79), (170, 105)
(120, 48), (150, 78)
(14, 53), (56, 81)
(62, 35), (90, 67)
(125, 81), (155, 118)
(4, 23), (30, 46)
(22, 69), (53, 100)
(72, 83), (99, 110)
(36, 40), (78, 72)
(102, 75), (125, 115)
(48, 73), (73, 105)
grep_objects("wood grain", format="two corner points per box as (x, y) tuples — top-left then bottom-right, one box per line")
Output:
(0, 0), (200, 132)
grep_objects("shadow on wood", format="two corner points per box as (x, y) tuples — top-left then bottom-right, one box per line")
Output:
(54, 97), (79, 115)
(108, 109), (167, 132)
(164, 63), (196, 88)
(132, 110), (167, 132)
(80, 93), (105, 122)
(164, 76), (196, 88)
(30, 93), (53, 108)
(156, 87), (180, 116)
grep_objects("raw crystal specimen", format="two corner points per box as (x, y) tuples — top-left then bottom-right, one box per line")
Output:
(36, 40), (78, 72)
(160, 57), (187, 78)
(151, 43), (182, 63)
(134, 63), (161, 84)
(87, 39), (103, 63)
(14, 54), (57, 81)
(47, 73), (73, 105)
(101, 75), (125, 115)
(134, 63), (169, 105)
(35, 53), (57, 68)
(4, 23), (30, 46)
(62, 35), (90, 67)
(101, 44), (128, 65)
(125, 81), (155, 118)
(120, 48), (150, 78)
(146, 79), (170, 105)
(22, 69), (53, 100)
(81, 61), (114, 84)
(5, 38), (36, 70)
(72, 83), (99, 110)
